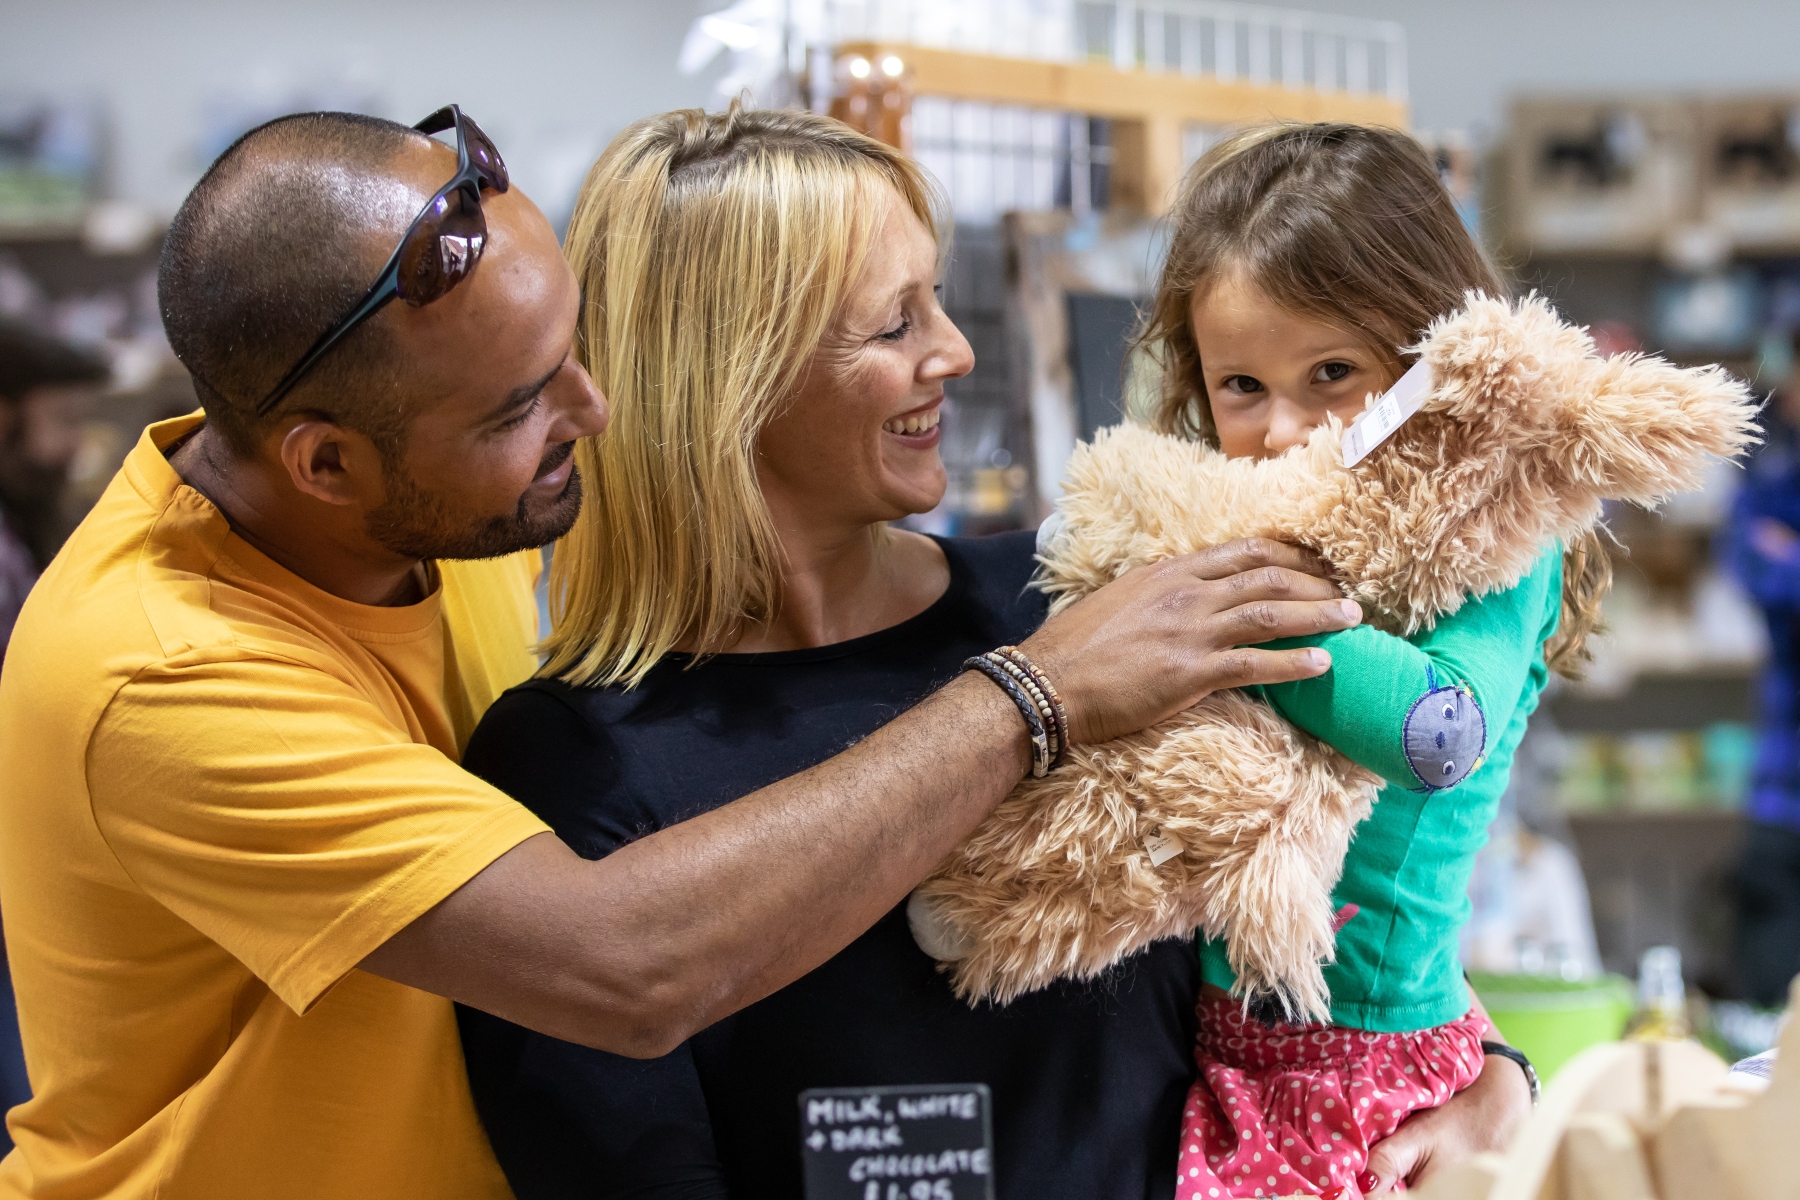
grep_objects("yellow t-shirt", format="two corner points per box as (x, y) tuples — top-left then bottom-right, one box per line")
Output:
(0, 415), (552, 1198)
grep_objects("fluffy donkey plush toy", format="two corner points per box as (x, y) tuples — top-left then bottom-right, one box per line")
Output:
(907, 293), (1756, 1022)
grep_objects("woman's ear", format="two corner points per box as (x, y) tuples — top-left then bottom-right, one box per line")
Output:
(276, 419), (382, 508)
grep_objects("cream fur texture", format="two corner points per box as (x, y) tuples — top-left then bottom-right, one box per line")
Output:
(913, 294), (1757, 1021)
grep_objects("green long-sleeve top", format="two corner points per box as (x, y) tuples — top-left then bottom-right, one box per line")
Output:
(1199, 547), (1564, 1032)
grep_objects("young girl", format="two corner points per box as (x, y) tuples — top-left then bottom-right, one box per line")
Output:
(1143, 125), (1608, 1197)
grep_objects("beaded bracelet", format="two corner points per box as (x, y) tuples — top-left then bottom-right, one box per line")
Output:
(986, 655), (1060, 760)
(963, 654), (1053, 777)
(996, 646), (1068, 756)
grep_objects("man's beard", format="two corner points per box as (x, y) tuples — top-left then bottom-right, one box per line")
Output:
(363, 442), (583, 561)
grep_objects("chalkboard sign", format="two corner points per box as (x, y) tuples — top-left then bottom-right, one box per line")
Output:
(798, 1083), (995, 1200)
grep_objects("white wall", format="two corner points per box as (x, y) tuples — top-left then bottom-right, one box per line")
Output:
(6, 0), (1800, 221)
(1260, 0), (1800, 139)
(0, 0), (723, 224)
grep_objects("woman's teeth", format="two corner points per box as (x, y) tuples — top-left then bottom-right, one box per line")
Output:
(882, 409), (942, 435)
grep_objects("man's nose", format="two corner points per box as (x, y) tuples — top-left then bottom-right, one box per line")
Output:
(558, 361), (610, 438)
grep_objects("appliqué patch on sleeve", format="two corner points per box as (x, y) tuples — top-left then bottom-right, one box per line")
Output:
(1402, 674), (1487, 791)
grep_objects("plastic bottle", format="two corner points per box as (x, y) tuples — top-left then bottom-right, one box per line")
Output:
(1625, 945), (1691, 1041)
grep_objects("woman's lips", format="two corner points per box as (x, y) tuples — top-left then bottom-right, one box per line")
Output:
(882, 406), (942, 437)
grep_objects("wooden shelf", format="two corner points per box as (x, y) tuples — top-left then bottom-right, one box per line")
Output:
(839, 40), (1408, 213)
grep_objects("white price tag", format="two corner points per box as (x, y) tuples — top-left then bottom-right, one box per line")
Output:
(1340, 359), (1434, 468)
(1144, 829), (1184, 868)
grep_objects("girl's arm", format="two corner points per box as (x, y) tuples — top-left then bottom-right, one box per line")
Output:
(1249, 549), (1563, 790)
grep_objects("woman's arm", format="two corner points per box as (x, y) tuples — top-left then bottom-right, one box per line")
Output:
(1360, 990), (1533, 1194)
(1250, 550), (1563, 790)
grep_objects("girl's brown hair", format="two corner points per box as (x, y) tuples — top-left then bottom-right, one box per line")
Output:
(1139, 122), (1606, 676)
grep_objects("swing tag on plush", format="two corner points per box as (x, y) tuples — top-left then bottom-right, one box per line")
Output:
(1341, 358), (1433, 468)
(1144, 827), (1184, 867)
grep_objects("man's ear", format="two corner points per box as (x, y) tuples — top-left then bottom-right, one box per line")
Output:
(275, 419), (385, 508)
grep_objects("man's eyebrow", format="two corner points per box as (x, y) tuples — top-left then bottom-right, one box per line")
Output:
(486, 360), (563, 423)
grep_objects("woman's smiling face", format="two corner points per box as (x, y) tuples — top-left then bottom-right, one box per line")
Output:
(756, 184), (973, 528)
(1191, 270), (1400, 461)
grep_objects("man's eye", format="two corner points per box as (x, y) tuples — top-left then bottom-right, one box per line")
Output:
(1221, 374), (1263, 395)
(499, 394), (542, 431)
(1314, 361), (1354, 383)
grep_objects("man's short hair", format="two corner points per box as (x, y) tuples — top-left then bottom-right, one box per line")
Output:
(0, 321), (109, 405)
(158, 111), (429, 458)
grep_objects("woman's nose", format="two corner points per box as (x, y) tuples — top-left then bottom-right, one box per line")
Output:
(924, 312), (976, 383)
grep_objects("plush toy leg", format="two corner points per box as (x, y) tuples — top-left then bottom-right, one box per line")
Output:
(912, 693), (1378, 1016)
(905, 890), (973, 962)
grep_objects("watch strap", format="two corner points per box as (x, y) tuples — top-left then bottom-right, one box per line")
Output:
(1481, 1040), (1540, 1106)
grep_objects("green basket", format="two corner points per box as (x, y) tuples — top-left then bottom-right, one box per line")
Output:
(1468, 972), (1635, 1082)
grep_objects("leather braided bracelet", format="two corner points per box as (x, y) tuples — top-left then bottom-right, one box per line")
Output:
(986, 655), (1061, 761)
(963, 647), (1065, 778)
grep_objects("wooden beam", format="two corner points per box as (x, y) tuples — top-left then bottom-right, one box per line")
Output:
(838, 42), (1409, 131)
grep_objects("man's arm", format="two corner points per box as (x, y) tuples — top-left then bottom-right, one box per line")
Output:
(361, 540), (1363, 1057)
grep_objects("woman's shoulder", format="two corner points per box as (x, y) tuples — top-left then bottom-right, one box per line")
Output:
(933, 528), (1050, 639)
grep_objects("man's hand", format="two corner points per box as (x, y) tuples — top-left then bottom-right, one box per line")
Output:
(1023, 539), (1359, 744)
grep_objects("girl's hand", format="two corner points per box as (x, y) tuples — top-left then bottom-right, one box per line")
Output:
(1357, 1049), (1531, 1195)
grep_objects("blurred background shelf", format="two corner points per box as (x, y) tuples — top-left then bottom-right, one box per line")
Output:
(1547, 667), (1756, 732)
(1565, 810), (1743, 991)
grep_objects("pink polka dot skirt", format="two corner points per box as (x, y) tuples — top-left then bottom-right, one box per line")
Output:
(1175, 995), (1487, 1198)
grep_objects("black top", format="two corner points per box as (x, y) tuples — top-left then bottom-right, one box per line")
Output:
(458, 532), (1199, 1200)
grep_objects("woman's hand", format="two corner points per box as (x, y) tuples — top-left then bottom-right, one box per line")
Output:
(1021, 538), (1359, 746)
(1358, 1044), (1533, 1195)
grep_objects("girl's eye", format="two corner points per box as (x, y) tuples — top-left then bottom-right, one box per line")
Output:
(875, 317), (912, 343)
(1220, 374), (1263, 395)
(1313, 361), (1354, 384)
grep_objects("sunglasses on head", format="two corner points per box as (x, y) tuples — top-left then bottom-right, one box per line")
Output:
(256, 104), (510, 416)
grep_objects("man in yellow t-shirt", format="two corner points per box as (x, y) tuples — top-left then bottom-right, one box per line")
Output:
(0, 110), (1365, 1198)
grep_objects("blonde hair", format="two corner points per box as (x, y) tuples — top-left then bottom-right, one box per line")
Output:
(541, 104), (945, 688)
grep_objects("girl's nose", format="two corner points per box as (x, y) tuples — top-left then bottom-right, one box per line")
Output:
(1262, 396), (1317, 457)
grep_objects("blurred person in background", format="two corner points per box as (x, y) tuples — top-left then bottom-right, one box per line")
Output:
(0, 322), (106, 1150)
(1727, 328), (1800, 1006)
(0, 322), (106, 661)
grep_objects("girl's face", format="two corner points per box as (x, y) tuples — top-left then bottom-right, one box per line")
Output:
(757, 184), (974, 528)
(1190, 270), (1400, 461)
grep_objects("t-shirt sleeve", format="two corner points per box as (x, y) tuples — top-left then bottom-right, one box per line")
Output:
(87, 654), (551, 1015)
(1249, 549), (1563, 791)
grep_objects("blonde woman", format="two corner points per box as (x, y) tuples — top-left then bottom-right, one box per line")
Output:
(453, 107), (1460, 1198)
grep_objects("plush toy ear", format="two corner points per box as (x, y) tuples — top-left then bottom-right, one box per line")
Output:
(1419, 292), (1759, 507)
(1544, 344), (1760, 507)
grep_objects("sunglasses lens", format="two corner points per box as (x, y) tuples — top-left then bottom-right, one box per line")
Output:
(461, 114), (510, 192)
(395, 187), (488, 306)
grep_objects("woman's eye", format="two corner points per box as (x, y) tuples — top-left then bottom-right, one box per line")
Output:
(1314, 361), (1354, 384)
(1221, 374), (1263, 395)
(875, 318), (912, 343)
